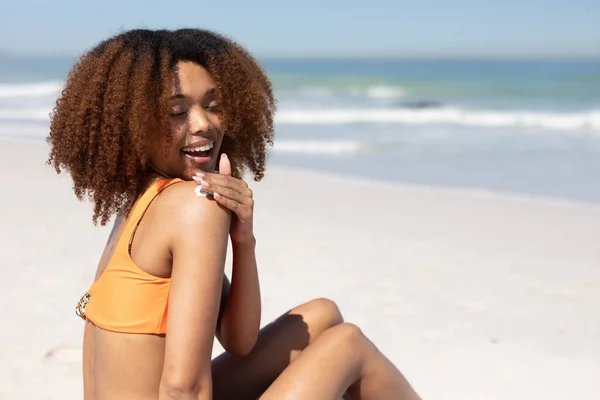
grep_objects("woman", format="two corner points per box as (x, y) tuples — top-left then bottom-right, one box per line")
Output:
(48, 28), (420, 400)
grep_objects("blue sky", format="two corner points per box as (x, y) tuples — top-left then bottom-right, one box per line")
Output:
(1, 0), (599, 59)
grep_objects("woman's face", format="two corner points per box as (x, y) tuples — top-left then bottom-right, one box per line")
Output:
(148, 61), (224, 180)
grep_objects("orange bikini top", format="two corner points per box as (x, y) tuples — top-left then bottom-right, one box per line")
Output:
(76, 178), (183, 334)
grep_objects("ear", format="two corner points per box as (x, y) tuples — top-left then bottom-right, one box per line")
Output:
(219, 153), (232, 176)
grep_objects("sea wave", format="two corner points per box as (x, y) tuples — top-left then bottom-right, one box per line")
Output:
(3, 101), (600, 135)
(3, 105), (600, 134)
(275, 108), (600, 132)
(272, 140), (364, 154)
(364, 85), (407, 99)
(0, 81), (63, 98)
(0, 108), (51, 121)
(292, 84), (407, 100)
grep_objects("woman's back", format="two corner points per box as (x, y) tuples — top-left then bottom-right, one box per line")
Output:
(84, 324), (166, 399)
(82, 179), (229, 400)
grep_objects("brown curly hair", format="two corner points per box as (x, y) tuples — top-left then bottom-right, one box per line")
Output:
(47, 28), (276, 225)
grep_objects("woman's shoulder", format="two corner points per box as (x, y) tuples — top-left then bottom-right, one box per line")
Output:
(151, 180), (231, 263)
(153, 180), (231, 228)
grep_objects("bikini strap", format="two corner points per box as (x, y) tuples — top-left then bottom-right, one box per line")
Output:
(126, 178), (183, 253)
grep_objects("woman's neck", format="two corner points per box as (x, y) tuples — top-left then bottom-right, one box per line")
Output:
(148, 164), (172, 181)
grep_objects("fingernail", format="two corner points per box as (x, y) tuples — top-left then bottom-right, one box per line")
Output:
(195, 172), (205, 178)
(214, 192), (221, 199)
(201, 180), (210, 187)
(192, 176), (202, 182)
(221, 153), (227, 159)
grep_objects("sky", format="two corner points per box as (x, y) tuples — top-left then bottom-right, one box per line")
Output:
(1, 0), (599, 59)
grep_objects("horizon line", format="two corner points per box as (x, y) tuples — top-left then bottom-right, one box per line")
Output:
(2, 49), (599, 63)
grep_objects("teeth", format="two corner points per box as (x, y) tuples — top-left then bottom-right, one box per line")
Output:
(184, 143), (214, 152)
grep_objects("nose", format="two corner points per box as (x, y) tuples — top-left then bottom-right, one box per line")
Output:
(189, 108), (211, 134)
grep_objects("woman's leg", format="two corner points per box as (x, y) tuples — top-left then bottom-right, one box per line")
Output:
(211, 298), (344, 400)
(260, 323), (420, 400)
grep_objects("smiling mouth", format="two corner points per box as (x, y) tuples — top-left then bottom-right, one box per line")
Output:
(181, 142), (215, 160)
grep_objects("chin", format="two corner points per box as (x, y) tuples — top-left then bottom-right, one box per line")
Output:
(189, 164), (216, 176)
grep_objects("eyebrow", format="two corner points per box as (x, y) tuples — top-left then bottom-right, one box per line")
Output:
(170, 88), (216, 100)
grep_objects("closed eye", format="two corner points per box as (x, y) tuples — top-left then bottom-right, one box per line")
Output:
(170, 109), (188, 117)
(206, 103), (220, 113)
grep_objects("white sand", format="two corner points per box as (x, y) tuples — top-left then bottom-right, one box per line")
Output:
(1, 136), (599, 399)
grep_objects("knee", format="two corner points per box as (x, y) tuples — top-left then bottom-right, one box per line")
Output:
(290, 298), (343, 338)
(303, 297), (344, 330)
(330, 322), (365, 347)
(323, 323), (369, 362)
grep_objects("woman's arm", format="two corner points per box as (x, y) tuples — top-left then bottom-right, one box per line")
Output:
(158, 183), (231, 400)
(195, 154), (261, 355)
(216, 237), (261, 356)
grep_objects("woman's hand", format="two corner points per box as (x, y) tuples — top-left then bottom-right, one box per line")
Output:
(193, 154), (255, 245)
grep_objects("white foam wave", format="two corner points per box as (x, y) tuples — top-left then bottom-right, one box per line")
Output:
(0, 107), (51, 121)
(293, 84), (407, 100)
(276, 108), (600, 132)
(364, 85), (407, 99)
(4, 104), (600, 135)
(272, 140), (364, 154)
(0, 81), (63, 98)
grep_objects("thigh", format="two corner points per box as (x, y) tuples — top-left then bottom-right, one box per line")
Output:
(211, 298), (343, 400)
(259, 323), (363, 400)
(259, 323), (421, 400)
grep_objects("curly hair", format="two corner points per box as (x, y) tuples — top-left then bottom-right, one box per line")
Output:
(47, 28), (276, 225)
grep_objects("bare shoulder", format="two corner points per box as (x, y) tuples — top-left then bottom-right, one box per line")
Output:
(155, 181), (231, 226)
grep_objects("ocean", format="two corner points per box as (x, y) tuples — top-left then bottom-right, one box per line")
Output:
(1, 55), (599, 203)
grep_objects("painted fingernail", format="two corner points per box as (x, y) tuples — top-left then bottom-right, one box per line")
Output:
(192, 176), (202, 182)
(221, 153), (227, 159)
(214, 192), (221, 199)
(195, 172), (205, 178)
(201, 180), (210, 187)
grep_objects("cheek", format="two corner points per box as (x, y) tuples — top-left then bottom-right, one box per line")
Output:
(149, 133), (183, 165)
(169, 118), (188, 138)
(168, 124), (189, 155)
(214, 133), (226, 155)
(216, 117), (224, 131)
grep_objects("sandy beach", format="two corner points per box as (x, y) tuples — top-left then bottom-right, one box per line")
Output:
(1, 135), (599, 399)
